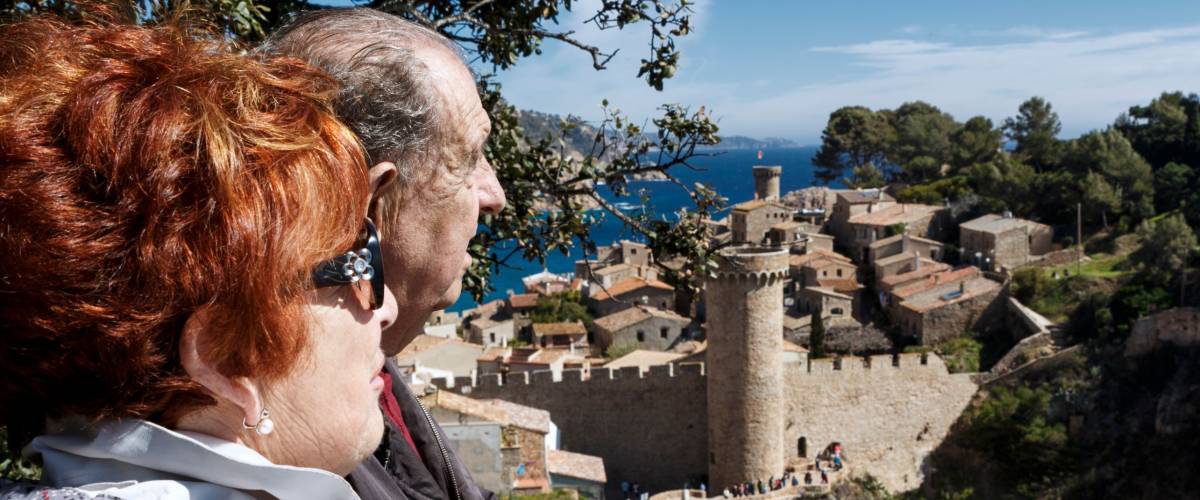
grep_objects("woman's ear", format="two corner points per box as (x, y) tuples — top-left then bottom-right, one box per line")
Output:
(179, 307), (263, 426)
(367, 161), (398, 223)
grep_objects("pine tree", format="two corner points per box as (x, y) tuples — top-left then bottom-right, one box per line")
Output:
(809, 310), (826, 359)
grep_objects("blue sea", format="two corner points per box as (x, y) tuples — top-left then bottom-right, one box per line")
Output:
(450, 146), (827, 311)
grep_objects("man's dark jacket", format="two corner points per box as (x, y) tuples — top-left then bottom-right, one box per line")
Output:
(348, 359), (496, 500)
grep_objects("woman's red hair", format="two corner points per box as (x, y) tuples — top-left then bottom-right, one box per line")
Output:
(0, 14), (369, 428)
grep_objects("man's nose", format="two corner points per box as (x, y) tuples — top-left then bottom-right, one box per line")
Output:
(476, 159), (506, 216)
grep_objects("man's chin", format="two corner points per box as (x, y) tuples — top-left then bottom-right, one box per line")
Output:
(436, 280), (464, 309)
(381, 323), (423, 356)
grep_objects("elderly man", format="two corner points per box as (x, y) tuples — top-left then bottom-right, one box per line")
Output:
(263, 9), (505, 500)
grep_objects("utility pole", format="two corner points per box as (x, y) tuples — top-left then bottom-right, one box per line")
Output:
(1076, 202), (1083, 276)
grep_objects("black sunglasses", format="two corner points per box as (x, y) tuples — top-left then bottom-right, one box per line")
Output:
(311, 218), (386, 310)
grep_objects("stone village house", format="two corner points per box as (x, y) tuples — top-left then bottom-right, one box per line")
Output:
(889, 267), (1007, 345)
(959, 213), (1053, 273)
(587, 277), (675, 317)
(532, 321), (589, 350)
(730, 199), (793, 245)
(592, 306), (693, 352)
(425, 389), (608, 497)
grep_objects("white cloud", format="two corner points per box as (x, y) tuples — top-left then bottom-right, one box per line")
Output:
(971, 26), (1091, 40)
(744, 26), (1200, 141)
(498, 20), (1200, 144)
(812, 39), (951, 56)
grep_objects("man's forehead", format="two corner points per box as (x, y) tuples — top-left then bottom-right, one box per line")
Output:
(416, 45), (488, 140)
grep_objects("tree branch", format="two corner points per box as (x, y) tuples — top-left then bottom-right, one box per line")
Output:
(456, 17), (619, 70)
(586, 192), (656, 239)
(432, 0), (497, 29)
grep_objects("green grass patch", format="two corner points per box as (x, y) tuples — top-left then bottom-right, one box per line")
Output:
(1045, 253), (1128, 279)
(1012, 265), (1122, 323)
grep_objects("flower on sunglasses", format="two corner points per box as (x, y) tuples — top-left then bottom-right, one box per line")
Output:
(340, 248), (375, 283)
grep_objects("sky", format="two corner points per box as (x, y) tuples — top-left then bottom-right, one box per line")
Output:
(475, 0), (1200, 144)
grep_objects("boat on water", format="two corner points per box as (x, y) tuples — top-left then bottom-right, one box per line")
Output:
(613, 202), (644, 211)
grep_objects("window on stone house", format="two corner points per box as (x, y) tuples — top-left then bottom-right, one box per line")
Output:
(502, 426), (520, 448)
(661, 327), (670, 339)
(837, 268), (843, 277)
(637, 331), (645, 342)
(490, 333), (496, 343)
(831, 307), (844, 316)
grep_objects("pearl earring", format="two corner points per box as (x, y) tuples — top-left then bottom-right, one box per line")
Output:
(242, 408), (275, 436)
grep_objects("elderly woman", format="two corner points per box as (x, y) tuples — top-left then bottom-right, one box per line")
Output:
(0, 13), (398, 500)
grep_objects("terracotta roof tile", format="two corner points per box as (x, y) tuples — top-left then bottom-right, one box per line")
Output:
(532, 321), (587, 336)
(836, 189), (893, 204)
(848, 203), (943, 227)
(547, 449), (607, 483)
(732, 199), (790, 213)
(604, 350), (685, 370)
(816, 278), (861, 293)
(508, 293), (540, 309)
(429, 390), (551, 434)
(783, 339), (809, 353)
(590, 277), (674, 302)
(960, 213), (1050, 234)
(891, 267), (981, 299)
(879, 260), (952, 287)
(594, 306), (688, 332)
(477, 346), (509, 362)
(789, 249), (854, 268)
(868, 233), (942, 249)
(899, 275), (1002, 313)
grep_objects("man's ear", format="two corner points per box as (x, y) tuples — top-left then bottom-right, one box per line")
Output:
(179, 307), (263, 425)
(367, 161), (398, 223)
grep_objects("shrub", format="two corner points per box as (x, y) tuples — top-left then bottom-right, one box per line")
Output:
(937, 337), (983, 373)
(1011, 268), (1049, 305)
(605, 340), (639, 359)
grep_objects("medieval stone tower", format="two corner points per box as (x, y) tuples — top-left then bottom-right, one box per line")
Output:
(752, 165), (781, 201)
(705, 247), (788, 489)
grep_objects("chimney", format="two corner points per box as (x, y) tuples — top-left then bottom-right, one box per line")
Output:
(868, 201), (875, 213)
(959, 281), (966, 294)
(902, 233), (910, 252)
(914, 254), (921, 271)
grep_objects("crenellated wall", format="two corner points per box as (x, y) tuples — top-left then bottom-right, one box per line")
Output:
(782, 353), (978, 492)
(438, 352), (977, 494)
(453, 362), (709, 496)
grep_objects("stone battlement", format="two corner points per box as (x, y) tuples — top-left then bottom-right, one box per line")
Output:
(708, 268), (789, 283)
(437, 353), (949, 393)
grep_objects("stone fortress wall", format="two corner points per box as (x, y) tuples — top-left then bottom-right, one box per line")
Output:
(441, 352), (977, 494)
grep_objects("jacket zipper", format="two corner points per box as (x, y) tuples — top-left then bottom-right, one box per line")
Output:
(415, 396), (462, 500)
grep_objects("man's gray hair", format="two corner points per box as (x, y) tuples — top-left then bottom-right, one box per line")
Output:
(260, 8), (462, 187)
